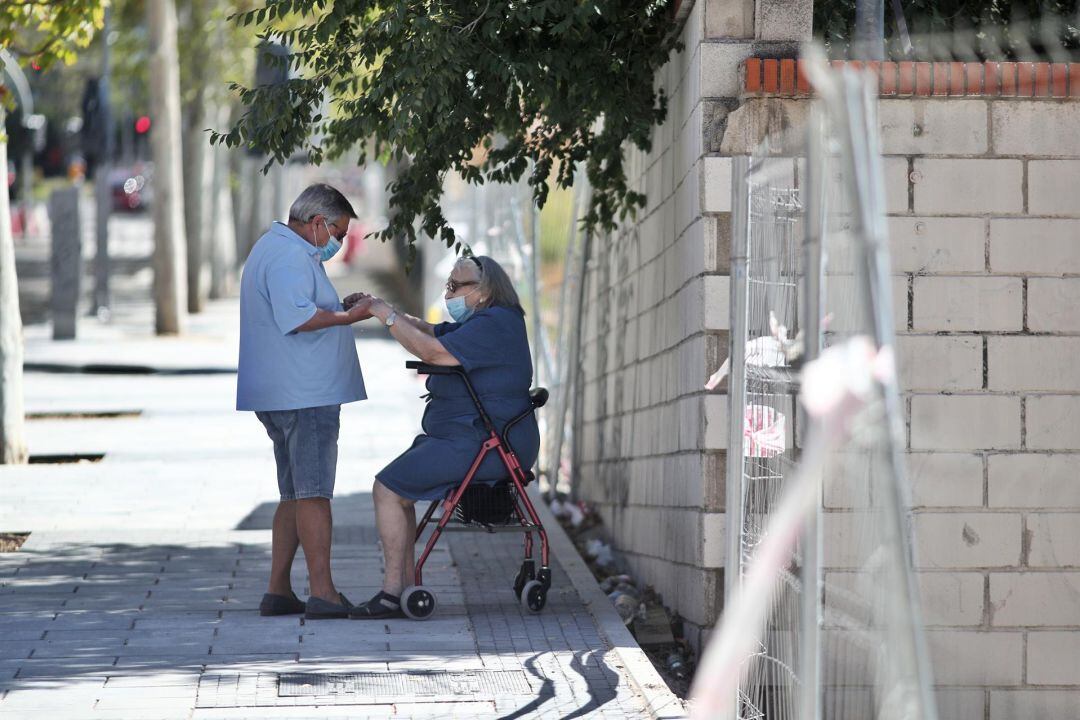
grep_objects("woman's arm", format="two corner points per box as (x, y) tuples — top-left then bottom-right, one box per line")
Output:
(370, 301), (458, 366)
(390, 310), (437, 337)
(343, 293), (435, 336)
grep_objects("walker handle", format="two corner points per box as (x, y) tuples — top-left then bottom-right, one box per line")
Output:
(405, 361), (461, 376)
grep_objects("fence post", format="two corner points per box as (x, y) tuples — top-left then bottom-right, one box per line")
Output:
(48, 186), (83, 340)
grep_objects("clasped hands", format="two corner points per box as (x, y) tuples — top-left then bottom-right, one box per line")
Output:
(343, 292), (393, 323)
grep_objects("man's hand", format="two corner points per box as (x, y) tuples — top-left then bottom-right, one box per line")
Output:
(342, 292), (371, 311)
(345, 296), (376, 323)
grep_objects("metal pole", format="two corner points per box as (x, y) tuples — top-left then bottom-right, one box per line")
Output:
(527, 188), (540, 385)
(567, 203), (593, 503)
(798, 105), (828, 720)
(92, 7), (114, 318)
(724, 156), (750, 606)
(546, 182), (581, 492)
(853, 0), (885, 60)
(835, 71), (939, 720)
(724, 155), (751, 719)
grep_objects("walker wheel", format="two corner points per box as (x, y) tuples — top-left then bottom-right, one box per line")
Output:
(402, 585), (437, 620)
(520, 580), (547, 614)
(513, 560), (536, 598)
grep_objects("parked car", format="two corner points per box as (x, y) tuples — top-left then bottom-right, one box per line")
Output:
(109, 165), (153, 212)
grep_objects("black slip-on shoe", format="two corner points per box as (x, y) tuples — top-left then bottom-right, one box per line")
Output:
(348, 591), (405, 620)
(259, 592), (306, 617)
(304, 592), (353, 620)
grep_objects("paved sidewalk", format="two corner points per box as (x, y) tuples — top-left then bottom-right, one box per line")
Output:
(0, 297), (683, 719)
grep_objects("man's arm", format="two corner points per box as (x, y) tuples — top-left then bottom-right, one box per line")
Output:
(293, 300), (373, 333)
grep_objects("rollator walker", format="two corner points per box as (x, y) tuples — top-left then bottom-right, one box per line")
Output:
(400, 361), (551, 620)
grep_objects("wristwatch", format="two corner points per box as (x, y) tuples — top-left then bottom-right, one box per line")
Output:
(384, 311), (397, 327)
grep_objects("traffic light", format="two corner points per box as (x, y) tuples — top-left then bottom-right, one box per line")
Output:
(135, 115), (151, 134)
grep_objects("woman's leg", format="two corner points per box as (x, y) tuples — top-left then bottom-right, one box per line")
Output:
(373, 480), (415, 596)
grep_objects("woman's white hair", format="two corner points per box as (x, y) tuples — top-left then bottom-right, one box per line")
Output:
(459, 255), (524, 314)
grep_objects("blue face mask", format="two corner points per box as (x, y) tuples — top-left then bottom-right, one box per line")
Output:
(317, 221), (342, 263)
(446, 292), (476, 323)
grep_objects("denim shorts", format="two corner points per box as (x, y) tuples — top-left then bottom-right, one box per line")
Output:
(255, 405), (340, 501)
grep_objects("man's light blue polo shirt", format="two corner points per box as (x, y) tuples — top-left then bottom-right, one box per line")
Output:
(236, 222), (366, 412)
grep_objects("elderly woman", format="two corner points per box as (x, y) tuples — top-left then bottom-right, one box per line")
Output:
(346, 256), (540, 619)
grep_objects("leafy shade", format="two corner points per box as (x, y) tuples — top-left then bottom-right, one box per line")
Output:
(213, 0), (681, 253)
(815, 0), (1079, 60)
(0, 0), (107, 70)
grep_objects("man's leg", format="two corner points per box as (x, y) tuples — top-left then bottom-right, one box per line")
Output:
(296, 497), (338, 603)
(268, 500), (299, 596)
(288, 406), (342, 605)
(373, 480), (415, 596)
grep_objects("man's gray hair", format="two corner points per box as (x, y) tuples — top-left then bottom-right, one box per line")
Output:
(461, 255), (524, 315)
(288, 183), (357, 223)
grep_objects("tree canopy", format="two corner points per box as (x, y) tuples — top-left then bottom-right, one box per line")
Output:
(0, 0), (107, 71)
(214, 0), (681, 254)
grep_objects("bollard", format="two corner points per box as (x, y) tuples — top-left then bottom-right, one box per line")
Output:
(48, 186), (83, 340)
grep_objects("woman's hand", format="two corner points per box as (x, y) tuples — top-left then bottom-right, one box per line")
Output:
(345, 296), (376, 323)
(369, 299), (394, 323)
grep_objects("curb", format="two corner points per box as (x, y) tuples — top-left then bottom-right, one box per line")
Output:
(530, 488), (690, 720)
(24, 362), (236, 376)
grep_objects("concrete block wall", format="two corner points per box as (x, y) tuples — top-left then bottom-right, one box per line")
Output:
(890, 96), (1080, 719)
(575, 24), (1080, 720)
(742, 59), (1080, 717)
(570, 0), (809, 647)
(573, 0), (724, 642)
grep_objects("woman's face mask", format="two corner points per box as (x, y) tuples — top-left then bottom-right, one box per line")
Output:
(446, 287), (479, 322)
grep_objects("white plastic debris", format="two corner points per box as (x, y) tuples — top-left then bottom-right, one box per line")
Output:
(585, 538), (614, 567)
(565, 502), (585, 528)
(744, 404), (786, 458)
(705, 320), (789, 390)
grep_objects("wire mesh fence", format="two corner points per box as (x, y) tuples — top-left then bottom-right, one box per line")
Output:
(705, 60), (937, 720)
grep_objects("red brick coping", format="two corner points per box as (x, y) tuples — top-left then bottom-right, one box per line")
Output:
(744, 58), (1080, 98)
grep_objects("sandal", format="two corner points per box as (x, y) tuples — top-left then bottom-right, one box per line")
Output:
(348, 591), (405, 619)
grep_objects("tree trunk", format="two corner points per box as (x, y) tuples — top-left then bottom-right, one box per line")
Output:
(208, 101), (236, 299)
(182, 90), (207, 313)
(243, 154), (266, 261)
(147, 0), (188, 334)
(181, 0), (210, 313)
(0, 112), (28, 464)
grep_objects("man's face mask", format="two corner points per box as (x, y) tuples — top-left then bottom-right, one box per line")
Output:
(317, 219), (343, 263)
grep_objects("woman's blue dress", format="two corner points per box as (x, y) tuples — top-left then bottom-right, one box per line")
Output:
(376, 305), (541, 501)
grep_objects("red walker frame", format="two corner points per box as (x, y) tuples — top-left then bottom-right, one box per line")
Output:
(404, 361), (551, 617)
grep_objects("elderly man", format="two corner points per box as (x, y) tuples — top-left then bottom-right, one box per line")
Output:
(237, 183), (373, 620)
